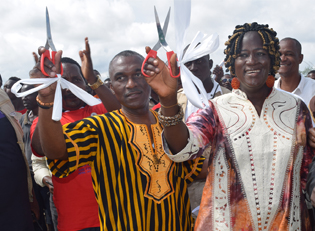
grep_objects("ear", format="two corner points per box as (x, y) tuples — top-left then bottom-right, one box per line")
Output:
(209, 59), (213, 70)
(299, 54), (304, 64)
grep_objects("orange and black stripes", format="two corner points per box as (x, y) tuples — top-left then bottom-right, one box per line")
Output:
(48, 110), (204, 231)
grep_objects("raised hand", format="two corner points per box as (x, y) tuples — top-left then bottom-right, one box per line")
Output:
(29, 46), (62, 100)
(79, 37), (96, 83)
(142, 46), (178, 103)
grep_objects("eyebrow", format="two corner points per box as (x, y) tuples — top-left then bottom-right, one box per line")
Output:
(241, 48), (266, 52)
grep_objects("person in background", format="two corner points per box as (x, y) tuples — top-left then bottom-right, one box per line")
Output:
(3, 76), (26, 114)
(220, 73), (232, 91)
(275, 37), (315, 107)
(0, 74), (2, 88)
(0, 87), (35, 230)
(19, 84), (53, 231)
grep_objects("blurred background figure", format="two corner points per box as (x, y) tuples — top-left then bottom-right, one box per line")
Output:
(220, 73), (232, 91)
(3, 76), (26, 114)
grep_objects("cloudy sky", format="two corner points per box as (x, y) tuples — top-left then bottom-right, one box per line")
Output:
(1, 0), (315, 84)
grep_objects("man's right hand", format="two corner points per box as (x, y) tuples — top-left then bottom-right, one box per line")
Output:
(43, 176), (54, 194)
(142, 46), (178, 105)
(29, 47), (63, 100)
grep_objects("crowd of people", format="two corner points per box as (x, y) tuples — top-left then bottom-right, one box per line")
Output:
(2, 21), (315, 231)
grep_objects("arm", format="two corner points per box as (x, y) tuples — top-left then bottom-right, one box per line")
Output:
(79, 37), (121, 112)
(31, 154), (54, 193)
(142, 47), (189, 154)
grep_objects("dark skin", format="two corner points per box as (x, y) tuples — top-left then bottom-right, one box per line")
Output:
(3, 79), (25, 111)
(278, 39), (303, 93)
(109, 55), (156, 140)
(30, 37), (120, 160)
(184, 55), (214, 93)
(21, 85), (38, 116)
(142, 31), (307, 156)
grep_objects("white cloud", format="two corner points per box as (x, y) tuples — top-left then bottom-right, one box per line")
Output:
(0, 0), (315, 84)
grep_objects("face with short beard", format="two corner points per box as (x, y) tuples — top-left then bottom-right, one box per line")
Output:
(109, 55), (150, 110)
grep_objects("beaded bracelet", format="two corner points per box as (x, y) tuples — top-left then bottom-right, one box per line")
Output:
(158, 105), (184, 127)
(36, 95), (54, 109)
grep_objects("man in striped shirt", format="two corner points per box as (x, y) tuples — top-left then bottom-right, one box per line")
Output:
(31, 42), (204, 231)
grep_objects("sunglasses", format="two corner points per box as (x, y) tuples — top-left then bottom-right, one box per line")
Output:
(221, 79), (232, 84)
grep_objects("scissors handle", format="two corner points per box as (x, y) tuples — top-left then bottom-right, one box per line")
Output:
(166, 51), (180, 78)
(141, 49), (157, 78)
(40, 50), (64, 77)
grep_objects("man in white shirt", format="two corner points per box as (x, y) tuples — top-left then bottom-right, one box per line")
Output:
(179, 54), (230, 121)
(275, 37), (315, 107)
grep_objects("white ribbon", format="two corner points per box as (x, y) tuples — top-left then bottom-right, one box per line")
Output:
(174, 0), (219, 109)
(11, 74), (101, 121)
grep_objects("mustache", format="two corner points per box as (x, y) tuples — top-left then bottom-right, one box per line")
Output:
(124, 89), (142, 97)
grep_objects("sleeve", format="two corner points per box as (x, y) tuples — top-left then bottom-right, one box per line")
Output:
(299, 101), (315, 196)
(31, 154), (52, 187)
(30, 117), (43, 157)
(49, 116), (101, 178)
(163, 102), (218, 163)
(183, 156), (205, 184)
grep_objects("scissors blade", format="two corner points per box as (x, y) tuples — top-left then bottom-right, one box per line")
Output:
(46, 7), (56, 51)
(151, 7), (170, 51)
(154, 6), (172, 52)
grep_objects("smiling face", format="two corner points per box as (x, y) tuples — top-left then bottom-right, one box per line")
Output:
(234, 31), (271, 93)
(278, 39), (303, 78)
(61, 62), (87, 111)
(109, 55), (150, 111)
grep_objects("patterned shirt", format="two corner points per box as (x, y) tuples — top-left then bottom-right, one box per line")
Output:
(49, 110), (204, 231)
(184, 88), (314, 231)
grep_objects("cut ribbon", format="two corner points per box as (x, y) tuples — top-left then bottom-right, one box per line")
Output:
(174, 0), (219, 109)
(11, 74), (101, 121)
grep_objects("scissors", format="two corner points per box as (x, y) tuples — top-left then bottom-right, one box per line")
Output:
(40, 7), (63, 77)
(154, 6), (180, 78)
(141, 7), (171, 78)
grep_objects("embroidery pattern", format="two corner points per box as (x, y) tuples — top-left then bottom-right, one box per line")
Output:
(213, 149), (230, 230)
(130, 121), (175, 203)
(289, 146), (303, 230)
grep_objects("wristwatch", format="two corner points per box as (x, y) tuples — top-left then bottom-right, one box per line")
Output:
(88, 75), (103, 90)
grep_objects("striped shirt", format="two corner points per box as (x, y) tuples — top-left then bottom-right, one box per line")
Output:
(49, 110), (204, 231)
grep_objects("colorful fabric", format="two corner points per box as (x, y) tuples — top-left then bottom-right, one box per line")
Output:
(185, 88), (314, 230)
(30, 103), (107, 231)
(50, 109), (204, 231)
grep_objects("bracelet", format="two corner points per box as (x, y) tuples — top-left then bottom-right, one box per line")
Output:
(158, 105), (184, 127)
(37, 101), (53, 109)
(36, 95), (54, 109)
(160, 101), (178, 109)
(88, 75), (103, 90)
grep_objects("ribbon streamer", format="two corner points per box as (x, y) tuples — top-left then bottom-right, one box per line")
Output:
(11, 74), (101, 121)
(174, 0), (219, 109)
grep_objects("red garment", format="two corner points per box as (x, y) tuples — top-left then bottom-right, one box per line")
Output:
(17, 108), (27, 114)
(31, 103), (107, 231)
